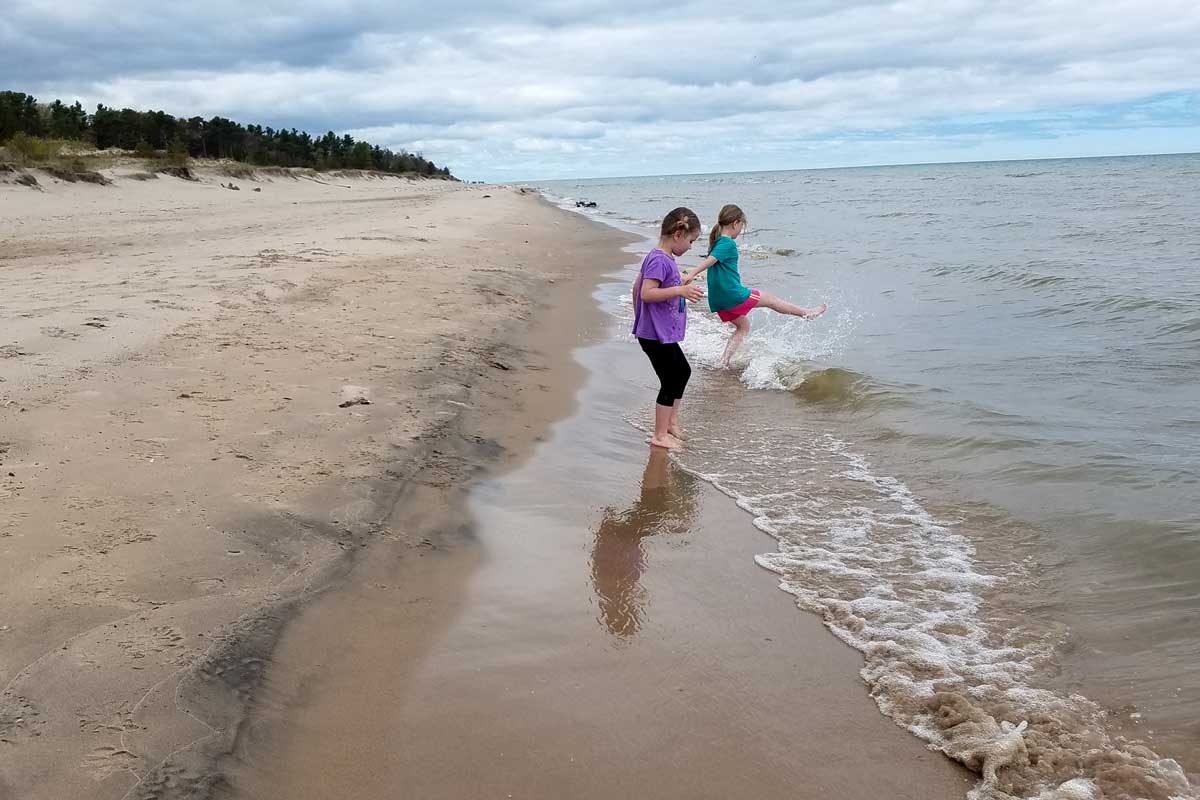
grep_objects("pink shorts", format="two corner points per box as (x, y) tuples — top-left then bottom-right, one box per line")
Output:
(717, 289), (760, 322)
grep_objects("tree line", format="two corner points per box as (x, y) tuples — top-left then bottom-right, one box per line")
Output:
(0, 90), (452, 177)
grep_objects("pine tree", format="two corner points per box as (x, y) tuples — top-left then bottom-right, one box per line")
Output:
(2, 89), (453, 178)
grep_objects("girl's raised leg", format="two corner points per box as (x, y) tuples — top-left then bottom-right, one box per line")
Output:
(756, 291), (827, 319)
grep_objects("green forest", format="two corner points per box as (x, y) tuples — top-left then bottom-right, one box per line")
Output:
(0, 90), (452, 177)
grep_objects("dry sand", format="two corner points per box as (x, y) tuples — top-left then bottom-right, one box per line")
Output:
(1, 167), (972, 799)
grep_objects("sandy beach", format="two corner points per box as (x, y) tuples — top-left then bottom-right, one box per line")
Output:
(2, 168), (971, 799)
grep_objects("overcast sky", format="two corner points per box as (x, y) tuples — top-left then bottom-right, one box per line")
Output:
(3, 1), (1198, 180)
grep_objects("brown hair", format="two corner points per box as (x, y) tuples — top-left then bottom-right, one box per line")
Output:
(708, 204), (746, 255)
(660, 206), (702, 239)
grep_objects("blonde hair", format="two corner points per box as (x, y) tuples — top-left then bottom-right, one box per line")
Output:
(660, 206), (702, 238)
(708, 204), (746, 255)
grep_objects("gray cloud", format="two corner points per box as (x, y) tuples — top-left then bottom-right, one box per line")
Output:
(5, 1), (1199, 179)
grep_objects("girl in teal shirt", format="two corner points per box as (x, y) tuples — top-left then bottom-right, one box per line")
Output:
(684, 204), (827, 368)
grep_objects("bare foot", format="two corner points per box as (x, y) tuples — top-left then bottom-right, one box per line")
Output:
(649, 434), (681, 449)
(802, 303), (828, 320)
(668, 425), (687, 440)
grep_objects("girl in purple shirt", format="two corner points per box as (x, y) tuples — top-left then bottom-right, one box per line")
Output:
(632, 207), (705, 449)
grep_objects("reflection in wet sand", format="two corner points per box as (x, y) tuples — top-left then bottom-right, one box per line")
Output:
(590, 448), (699, 638)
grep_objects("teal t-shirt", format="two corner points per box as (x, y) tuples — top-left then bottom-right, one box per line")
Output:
(706, 236), (752, 312)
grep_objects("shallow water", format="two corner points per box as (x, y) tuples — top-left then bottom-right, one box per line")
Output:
(535, 154), (1200, 799)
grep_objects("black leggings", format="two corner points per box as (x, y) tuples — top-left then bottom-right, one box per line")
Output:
(638, 338), (691, 407)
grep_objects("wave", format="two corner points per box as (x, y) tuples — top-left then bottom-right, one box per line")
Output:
(925, 263), (1072, 290)
(790, 366), (870, 403)
(788, 367), (915, 411)
(664, 432), (1196, 800)
(1153, 317), (1200, 337)
(1090, 296), (1181, 314)
(738, 244), (807, 259)
(869, 210), (940, 219)
(916, 264), (1200, 322)
(874, 429), (1039, 456)
(994, 458), (1154, 488)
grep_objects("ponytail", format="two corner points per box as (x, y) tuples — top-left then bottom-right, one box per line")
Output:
(707, 223), (722, 256)
(707, 204), (746, 255)
(660, 206), (702, 239)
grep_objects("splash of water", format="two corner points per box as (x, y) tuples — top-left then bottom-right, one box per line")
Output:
(676, 290), (862, 390)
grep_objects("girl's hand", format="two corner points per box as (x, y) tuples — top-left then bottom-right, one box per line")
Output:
(678, 284), (704, 302)
(681, 271), (695, 285)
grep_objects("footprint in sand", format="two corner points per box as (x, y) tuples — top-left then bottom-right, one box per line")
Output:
(42, 326), (81, 340)
(116, 625), (186, 663)
(77, 707), (139, 735)
(59, 526), (157, 557)
(82, 745), (142, 780)
(0, 696), (40, 737)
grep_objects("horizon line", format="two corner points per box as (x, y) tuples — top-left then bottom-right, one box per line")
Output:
(514, 149), (1200, 184)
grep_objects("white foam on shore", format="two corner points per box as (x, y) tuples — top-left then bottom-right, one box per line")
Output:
(661, 427), (1196, 800)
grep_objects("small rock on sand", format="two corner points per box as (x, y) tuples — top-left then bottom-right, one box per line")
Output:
(338, 385), (372, 407)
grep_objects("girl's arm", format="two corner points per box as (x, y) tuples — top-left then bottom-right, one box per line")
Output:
(683, 255), (717, 284)
(641, 278), (702, 304)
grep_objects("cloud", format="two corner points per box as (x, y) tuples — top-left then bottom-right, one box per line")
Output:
(4, 1), (1199, 179)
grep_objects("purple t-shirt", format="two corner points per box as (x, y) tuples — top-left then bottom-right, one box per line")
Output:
(632, 249), (686, 344)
